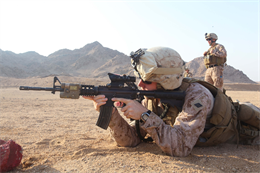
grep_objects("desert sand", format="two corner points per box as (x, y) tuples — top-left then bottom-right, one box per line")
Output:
(0, 80), (259, 173)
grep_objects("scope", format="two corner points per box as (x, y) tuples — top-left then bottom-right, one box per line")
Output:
(108, 73), (136, 83)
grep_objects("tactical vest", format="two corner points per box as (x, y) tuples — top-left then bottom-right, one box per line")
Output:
(180, 78), (239, 146)
(137, 78), (260, 146)
(204, 43), (227, 67)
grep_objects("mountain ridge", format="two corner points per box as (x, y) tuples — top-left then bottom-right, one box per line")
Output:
(0, 42), (255, 83)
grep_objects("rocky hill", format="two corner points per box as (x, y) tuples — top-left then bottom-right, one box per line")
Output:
(0, 41), (133, 79)
(0, 42), (255, 83)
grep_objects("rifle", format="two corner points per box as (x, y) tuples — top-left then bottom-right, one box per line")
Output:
(19, 73), (186, 130)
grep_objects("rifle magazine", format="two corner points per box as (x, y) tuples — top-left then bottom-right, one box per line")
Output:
(96, 105), (113, 130)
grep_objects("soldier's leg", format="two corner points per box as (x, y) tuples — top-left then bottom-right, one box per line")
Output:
(212, 66), (224, 91)
(236, 102), (260, 145)
(204, 68), (214, 85)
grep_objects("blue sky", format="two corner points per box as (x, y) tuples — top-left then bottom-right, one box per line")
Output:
(0, 0), (259, 82)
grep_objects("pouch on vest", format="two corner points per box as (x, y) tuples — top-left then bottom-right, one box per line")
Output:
(204, 43), (227, 67)
(204, 55), (226, 67)
(204, 55), (214, 65)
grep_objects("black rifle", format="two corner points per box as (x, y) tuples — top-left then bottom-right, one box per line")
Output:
(19, 73), (185, 130)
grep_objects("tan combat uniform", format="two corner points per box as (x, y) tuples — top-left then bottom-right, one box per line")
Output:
(108, 82), (214, 157)
(204, 43), (227, 91)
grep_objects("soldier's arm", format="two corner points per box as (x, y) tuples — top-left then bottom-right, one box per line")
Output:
(211, 44), (227, 58)
(108, 109), (141, 147)
(140, 83), (214, 157)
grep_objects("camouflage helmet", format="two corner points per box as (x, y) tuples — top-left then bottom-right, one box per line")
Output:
(205, 33), (218, 40)
(130, 47), (185, 90)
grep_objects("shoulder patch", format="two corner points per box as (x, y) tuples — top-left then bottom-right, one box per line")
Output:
(191, 99), (204, 112)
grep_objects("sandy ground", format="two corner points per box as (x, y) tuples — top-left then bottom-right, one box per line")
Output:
(0, 80), (260, 172)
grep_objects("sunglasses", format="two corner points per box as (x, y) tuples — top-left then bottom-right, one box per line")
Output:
(141, 79), (152, 84)
(206, 38), (212, 41)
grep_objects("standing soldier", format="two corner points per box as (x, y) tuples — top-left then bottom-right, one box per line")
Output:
(184, 67), (193, 77)
(203, 33), (227, 91)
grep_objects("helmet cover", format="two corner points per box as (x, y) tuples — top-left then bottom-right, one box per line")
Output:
(205, 33), (218, 40)
(131, 47), (185, 90)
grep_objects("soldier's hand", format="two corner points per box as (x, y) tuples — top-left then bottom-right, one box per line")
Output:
(203, 51), (207, 56)
(82, 95), (108, 112)
(112, 98), (148, 120)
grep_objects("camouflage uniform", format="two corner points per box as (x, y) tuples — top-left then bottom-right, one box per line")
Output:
(108, 82), (214, 157)
(204, 42), (227, 91)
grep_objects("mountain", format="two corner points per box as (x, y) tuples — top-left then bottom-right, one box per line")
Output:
(0, 49), (49, 78)
(0, 42), (255, 83)
(0, 42), (132, 79)
(185, 57), (255, 83)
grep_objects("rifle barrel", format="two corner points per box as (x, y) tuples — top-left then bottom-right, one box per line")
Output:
(19, 86), (63, 92)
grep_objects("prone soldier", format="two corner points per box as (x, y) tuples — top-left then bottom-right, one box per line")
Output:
(84, 47), (260, 156)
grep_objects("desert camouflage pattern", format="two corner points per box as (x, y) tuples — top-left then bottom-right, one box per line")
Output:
(133, 47), (184, 90)
(205, 33), (218, 40)
(205, 66), (224, 91)
(207, 43), (227, 58)
(108, 83), (214, 157)
(204, 43), (226, 91)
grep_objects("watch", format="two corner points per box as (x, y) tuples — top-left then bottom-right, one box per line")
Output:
(141, 110), (151, 122)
